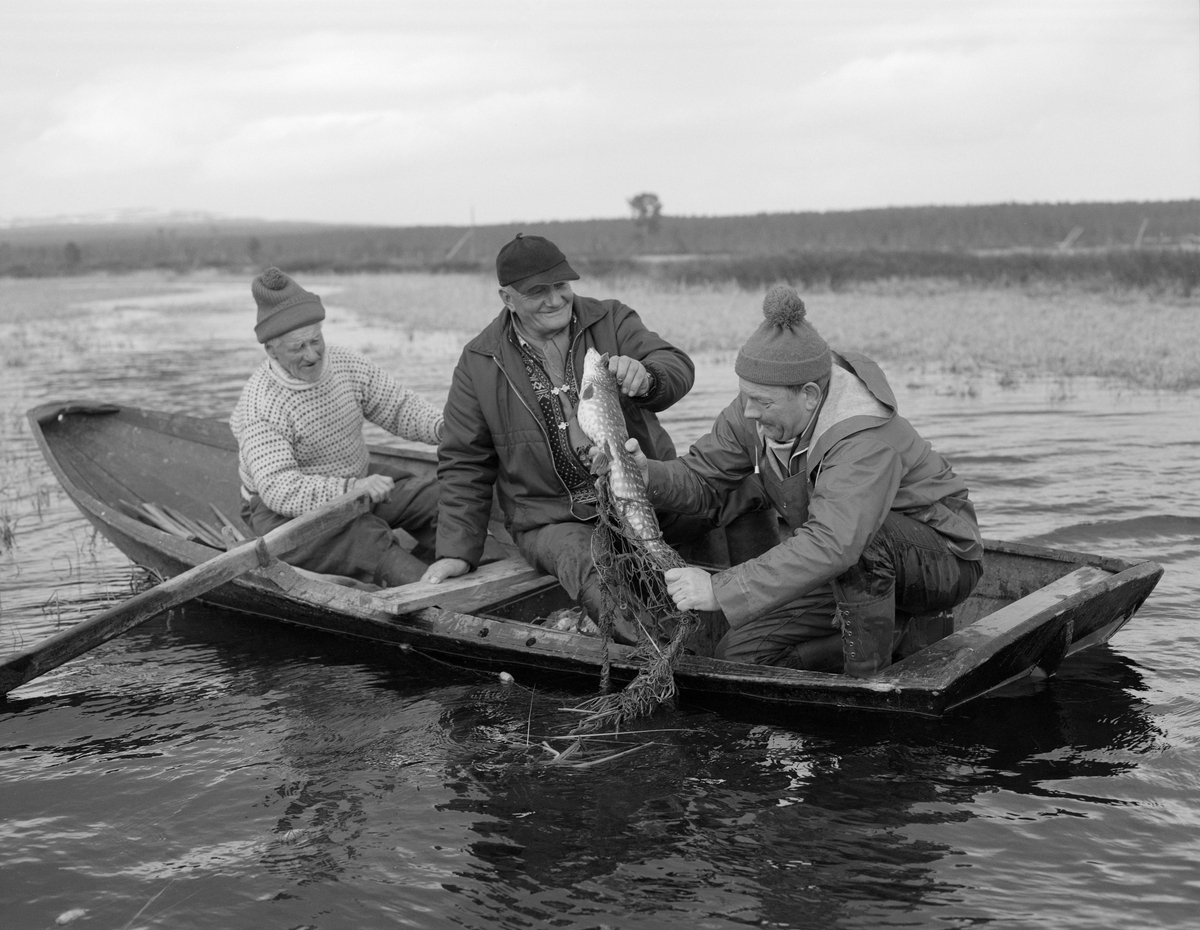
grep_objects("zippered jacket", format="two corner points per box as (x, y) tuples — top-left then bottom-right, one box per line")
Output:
(436, 295), (694, 566)
(646, 351), (982, 627)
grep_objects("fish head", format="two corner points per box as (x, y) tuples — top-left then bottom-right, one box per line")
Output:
(579, 348), (617, 402)
(577, 348), (628, 449)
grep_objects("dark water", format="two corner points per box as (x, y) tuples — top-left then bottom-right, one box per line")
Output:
(2, 276), (1198, 929)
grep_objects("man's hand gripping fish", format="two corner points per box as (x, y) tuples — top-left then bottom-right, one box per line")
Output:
(576, 349), (683, 573)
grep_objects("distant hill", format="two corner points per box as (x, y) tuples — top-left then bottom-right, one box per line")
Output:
(2, 201), (1197, 289)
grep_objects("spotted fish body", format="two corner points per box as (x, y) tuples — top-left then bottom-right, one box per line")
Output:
(576, 349), (684, 569)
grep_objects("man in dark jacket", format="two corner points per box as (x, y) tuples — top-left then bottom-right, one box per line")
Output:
(421, 234), (697, 630)
(625, 285), (984, 676)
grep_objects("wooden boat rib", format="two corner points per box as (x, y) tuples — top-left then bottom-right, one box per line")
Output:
(27, 401), (1163, 716)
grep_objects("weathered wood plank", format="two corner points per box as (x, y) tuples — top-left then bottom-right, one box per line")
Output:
(375, 558), (554, 614)
(0, 489), (373, 696)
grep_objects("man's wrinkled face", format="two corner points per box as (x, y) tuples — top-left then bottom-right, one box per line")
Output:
(501, 281), (574, 341)
(738, 378), (820, 443)
(267, 323), (326, 382)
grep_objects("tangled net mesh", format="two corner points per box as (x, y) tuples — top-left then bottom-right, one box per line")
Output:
(570, 477), (701, 732)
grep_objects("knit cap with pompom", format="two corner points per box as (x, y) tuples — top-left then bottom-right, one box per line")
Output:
(734, 284), (831, 386)
(251, 267), (325, 344)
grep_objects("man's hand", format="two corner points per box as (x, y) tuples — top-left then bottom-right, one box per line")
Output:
(351, 473), (395, 503)
(608, 355), (653, 397)
(421, 558), (471, 585)
(664, 566), (719, 612)
(587, 437), (650, 485)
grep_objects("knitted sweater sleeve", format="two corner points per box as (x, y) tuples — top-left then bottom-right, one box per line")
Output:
(353, 353), (443, 443)
(237, 417), (350, 516)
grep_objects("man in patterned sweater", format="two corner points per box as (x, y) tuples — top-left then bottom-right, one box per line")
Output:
(231, 267), (443, 588)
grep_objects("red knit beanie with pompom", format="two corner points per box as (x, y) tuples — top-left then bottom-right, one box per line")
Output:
(252, 267), (325, 343)
(734, 285), (831, 386)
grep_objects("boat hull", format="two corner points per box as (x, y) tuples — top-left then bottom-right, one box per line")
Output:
(26, 401), (1163, 716)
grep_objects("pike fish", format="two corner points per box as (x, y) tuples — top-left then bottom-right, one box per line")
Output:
(576, 349), (685, 570)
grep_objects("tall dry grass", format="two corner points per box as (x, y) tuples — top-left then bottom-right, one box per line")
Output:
(3, 270), (1195, 388)
(335, 273), (1200, 390)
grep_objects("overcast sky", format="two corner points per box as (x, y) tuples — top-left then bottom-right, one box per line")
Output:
(2, 0), (1197, 227)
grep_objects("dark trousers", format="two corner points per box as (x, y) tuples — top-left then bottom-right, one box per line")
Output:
(834, 510), (982, 620)
(718, 511), (982, 667)
(241, 462), (438, 585)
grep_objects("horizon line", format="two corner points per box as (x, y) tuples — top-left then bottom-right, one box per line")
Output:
(4, 197), (1199, 232)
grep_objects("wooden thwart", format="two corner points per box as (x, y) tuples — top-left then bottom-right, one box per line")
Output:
(258, 555), (553, 615)
(377, 557), (552, 614)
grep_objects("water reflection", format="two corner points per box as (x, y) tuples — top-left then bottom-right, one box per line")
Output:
(418, 641), (1161, 927)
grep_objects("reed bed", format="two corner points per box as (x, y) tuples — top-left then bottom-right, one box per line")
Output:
(335, 273), (1200, 390)
(3, 270), (1197, 388)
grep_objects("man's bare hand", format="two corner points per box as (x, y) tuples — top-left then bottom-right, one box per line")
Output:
(608, 355), (653, 397)
(664, 566), (719, 612)
(421, 557), (471, 585)
(626, 438), (650, 484)
(352, 473), (394, 503)
(587, 437), (649, 485)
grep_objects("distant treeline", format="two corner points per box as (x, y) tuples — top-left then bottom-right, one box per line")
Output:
(2, 200), (1197, 291)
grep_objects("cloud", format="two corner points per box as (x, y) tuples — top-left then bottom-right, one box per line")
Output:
(2, 0), (1196, 223)
(12, 30), (524, 177)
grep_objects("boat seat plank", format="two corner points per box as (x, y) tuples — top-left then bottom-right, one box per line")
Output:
(253, 555), (556, 618)
(376, 557), (556, 615)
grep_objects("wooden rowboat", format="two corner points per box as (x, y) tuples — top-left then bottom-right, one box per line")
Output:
(26, 400), (1163, 717)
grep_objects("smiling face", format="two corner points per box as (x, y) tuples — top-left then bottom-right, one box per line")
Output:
(265, 322), (326, 382)
(500, 281), (575, 342)
(738, 377), (822, 443)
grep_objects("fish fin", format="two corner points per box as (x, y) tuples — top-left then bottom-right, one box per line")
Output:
(598, 352), (611, 366)
(592, 447), (610, 473)
(581, 383), (594, 401)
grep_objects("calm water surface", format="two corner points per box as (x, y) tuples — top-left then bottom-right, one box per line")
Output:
(1, 276), (1198, 929)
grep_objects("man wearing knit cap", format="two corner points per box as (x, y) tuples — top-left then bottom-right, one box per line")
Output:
(231, 267), (444, 588)
(620, 285), (984, 676)
(424, 233), (713, 636)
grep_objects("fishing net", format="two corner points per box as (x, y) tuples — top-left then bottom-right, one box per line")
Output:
(570, 477), (701, 732)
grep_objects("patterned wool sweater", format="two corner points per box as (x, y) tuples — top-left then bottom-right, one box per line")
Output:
(231, 345), (443, 516)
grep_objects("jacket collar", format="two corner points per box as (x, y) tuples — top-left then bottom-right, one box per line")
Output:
(808, 355), (895, 465)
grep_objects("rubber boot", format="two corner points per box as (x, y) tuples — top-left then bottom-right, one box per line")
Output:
(837, 593), (896, 678)
(778, 632), (844, 672)
(374, 547), (428, 588)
